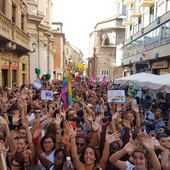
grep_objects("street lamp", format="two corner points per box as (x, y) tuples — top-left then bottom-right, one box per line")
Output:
(30, 42), (36, 53)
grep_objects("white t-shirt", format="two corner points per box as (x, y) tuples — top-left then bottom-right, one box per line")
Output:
(126, 161), (135, 170)
(38, 150), (55, 170)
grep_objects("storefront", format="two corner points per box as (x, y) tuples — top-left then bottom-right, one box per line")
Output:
(151, 60), (169, 75)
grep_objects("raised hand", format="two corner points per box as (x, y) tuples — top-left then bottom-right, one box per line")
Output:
(33, 124), (42, 139)
(123, 115), (131, 129)
(22, 116), (29, 128)
(151, 137), (164, 150)
(65, 123), (76, 139)
(12, 111), (20, 125)
(60, 109), (66, 120)
(23, 149), (31, 163)
(105, 131), (121, 144)
(91, 115), (101, 132)
(124, 140), (139, 153)
(131, 104), (139, 113)
(62, 129), (71, 149)
(139, 132), (154, 151)
(112, 112), (119, 120)
(54, 113), (63, 126)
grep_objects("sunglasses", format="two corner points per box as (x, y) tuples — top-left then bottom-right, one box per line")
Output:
(76, 142), (85, 147)
(34, 111), (41, 114)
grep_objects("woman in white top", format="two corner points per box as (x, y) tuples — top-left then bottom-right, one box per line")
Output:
(109, 132), (161, 170)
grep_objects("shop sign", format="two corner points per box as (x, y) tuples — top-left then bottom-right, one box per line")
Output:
(152, 61), (168, 69)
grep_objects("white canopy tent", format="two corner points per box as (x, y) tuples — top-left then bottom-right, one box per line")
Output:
(136, 73), (170, 92)
(114, 73), (170, 93)
(114, 73), (160, 85)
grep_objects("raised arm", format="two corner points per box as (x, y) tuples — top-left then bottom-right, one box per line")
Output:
(140, 132), (161, 170)
(131, 104), (141, 133)
(32, 124), (53, 169)
(22, 116), (34, 156)
(109, 140), (138, 170)
(67, 123), (82, 169)
(99, 131), (120, 170)
(53, 111), (63, 149)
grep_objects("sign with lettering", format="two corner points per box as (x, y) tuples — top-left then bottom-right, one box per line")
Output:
(152, 60), (168, 69)
(107, 90), (125, 103)
(41, 90), (54, 100)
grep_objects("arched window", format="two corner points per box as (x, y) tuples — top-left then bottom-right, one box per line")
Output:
(104, 37), (110, 45)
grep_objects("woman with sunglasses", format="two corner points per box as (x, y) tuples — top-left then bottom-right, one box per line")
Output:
(68, 123), (120, 170)
(76, 134), (87, 163)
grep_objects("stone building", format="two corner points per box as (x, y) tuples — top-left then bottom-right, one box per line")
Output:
(88, 15), (125, 81)
(0, 0), (30, 88)
(65, 42), (83, 77)
(52, 22), (65, 80)
(28, 0), (55, 83)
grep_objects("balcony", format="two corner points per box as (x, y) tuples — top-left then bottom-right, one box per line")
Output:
(124, 0), (134, 5)
(0, 13), (30, 52)
(122, 17), (133, 26)
(13, 25), (30, 52)
(130, 7), (142, 17)
(0, 13), (13, 41)
(140, 0), (154, 7)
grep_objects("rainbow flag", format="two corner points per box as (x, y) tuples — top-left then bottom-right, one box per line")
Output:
(85, 67), (90, 82)
(85, 76), (90, 82)
(102, 75), (107, 86)
(61, 66), (72, 109)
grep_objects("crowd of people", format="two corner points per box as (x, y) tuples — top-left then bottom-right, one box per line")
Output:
(0, 79), (170, 170)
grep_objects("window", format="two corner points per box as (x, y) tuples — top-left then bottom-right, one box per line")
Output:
(143, 10), (149, 27)
(104, 37), (110, 45)
(156, 0), (166, 17)
(21, 14), (24, 30)
(167, 0), (170, 11)
(22, 64), (26, 71)
(12, 4), (16, 23)
(0, 0), (5, 14)
(150, 7), (154, 23)
(101, 70), (109, 75)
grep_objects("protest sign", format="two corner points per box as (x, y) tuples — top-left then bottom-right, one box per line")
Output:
(107, 90), (125, 103)
(41, 90), (54, 100)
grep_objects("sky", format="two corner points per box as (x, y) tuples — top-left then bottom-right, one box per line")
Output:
(52, 0), (116, 59)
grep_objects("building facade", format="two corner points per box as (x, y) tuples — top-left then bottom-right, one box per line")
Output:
(88, 15), (125, 81)
(0, 0), (30, 88)
(121, 0), (170, 76)
(65, 42), (83, 77)
(52, 22), (65, 80)
(28, 0), (55, 83)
